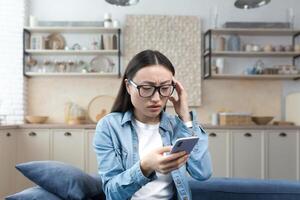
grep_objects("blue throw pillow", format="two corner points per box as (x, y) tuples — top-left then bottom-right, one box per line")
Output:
(15, 161), (102, 200)
(5, 186), (62, 200)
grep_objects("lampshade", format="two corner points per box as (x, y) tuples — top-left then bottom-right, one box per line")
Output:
(105, 0), (139, 6)
(234, 0), (271, 9)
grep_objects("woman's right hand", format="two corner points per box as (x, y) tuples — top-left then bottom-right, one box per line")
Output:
(140, 146), (189, 177)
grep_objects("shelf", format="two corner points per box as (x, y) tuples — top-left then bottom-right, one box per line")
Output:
(24, 26), (120, 34)
(204, 51), (300, 57)
(25, 49), (119, 55)
(24, 72), (119, 77)
(210, 74), (300, 80)
(209, 28), (300, 36)
(203, 28), (300, 80)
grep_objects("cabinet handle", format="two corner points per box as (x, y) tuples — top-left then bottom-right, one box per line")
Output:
(244, 132), (252, 137)
(209, 132), (217, 137)
(64, 132), (72, 136)
(279, 132), (287, 137)
(6, 132), (11, 137)
(28, 132), (36, 136)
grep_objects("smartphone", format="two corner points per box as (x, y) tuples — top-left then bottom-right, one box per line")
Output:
(170, 136), (199, 154)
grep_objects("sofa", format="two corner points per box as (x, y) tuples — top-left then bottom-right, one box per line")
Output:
(5, 161), (300, 200)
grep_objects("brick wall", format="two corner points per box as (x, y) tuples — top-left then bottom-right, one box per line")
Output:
(0, 0), (28, 124)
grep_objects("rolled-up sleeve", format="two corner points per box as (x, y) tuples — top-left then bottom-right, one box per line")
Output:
(173, 111), (212, 181)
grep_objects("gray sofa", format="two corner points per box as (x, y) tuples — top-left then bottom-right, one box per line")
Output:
(5, 161), (300, 200)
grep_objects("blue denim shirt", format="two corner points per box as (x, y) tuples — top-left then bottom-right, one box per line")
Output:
(93, 110), (212, 200)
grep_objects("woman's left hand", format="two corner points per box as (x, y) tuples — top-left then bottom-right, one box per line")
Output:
(168, 77), (190, 122)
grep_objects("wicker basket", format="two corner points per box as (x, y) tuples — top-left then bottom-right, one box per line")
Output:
(219, 112), (252, 125)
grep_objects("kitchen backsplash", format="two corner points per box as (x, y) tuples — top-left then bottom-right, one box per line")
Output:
(27, 77), (282, 124)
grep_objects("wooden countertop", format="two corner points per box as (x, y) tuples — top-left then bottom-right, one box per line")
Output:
(1, 123), (300, 130)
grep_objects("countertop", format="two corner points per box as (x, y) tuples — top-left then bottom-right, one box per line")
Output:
(1, 123), (300, 130)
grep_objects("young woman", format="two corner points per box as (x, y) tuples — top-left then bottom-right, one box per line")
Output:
(93, 49), (212, 200)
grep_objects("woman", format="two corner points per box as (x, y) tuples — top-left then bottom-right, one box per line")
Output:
(93, 49), (212, 200)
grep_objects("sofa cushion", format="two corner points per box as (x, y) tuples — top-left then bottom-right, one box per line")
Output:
(15, 161), (102, 200)
(5, 186), (62, 200)
(190, 177), (300, 200)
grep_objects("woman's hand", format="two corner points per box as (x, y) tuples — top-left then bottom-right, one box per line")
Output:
(168, 78), (190, 122)
(140, 146), (189, 176)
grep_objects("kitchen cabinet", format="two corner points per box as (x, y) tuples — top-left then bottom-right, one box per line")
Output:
(203, 28), (300, 80)
(266, 129), (299, 180)
(231, 130), (264, 179)
(85, 129), (98, 174)
(23, 26), (121, 77)
(52, 129), (85, 170)
(207, 127), (300, 180)
(207, 129), (231, 177)
(16, 129), (51, 191)
(0, 129), (16, 198)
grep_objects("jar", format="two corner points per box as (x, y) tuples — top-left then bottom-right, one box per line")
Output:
(227, 34), (241, 51)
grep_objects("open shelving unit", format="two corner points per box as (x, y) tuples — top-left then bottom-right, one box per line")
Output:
(203, 28), (300, 80)
(23, 26), (121, 77)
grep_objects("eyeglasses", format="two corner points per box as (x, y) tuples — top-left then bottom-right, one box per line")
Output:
(128, 79), (176, 98)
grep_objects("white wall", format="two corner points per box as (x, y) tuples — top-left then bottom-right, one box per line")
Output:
(0, 0), (27, 124)
(30, 0), (300, 29)
(27, 0), (300, 123)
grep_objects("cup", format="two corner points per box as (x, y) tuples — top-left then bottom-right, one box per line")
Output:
(244, 44), (253, 52)
(211, 113), (219, 125)
(263, 44), (273, 52)
(29, 15), (38, 27)
(113, 20), (120, 28)
(216, 36), (225, 51)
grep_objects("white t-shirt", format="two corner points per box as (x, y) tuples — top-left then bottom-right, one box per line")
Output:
(131, 119), (174, 200)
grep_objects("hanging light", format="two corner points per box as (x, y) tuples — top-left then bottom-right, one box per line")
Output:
(234, 0), (271, 9)
(105, 0), (139, 6)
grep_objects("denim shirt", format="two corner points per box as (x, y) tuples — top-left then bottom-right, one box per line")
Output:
(93, 110), (212, 200)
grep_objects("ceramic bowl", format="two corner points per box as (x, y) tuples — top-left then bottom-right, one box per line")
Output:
(25, 115), (48, 124)
(251, 116), (273, 125)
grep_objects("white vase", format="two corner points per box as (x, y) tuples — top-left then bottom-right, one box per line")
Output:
(216, 58), (224, 74)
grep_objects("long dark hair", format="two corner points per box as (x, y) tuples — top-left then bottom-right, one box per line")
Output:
(111, 49), (175, 113)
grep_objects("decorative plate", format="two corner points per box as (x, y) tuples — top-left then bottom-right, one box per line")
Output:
(87, 95), (115, 123)
(89, 56), (115, 73)
(47, 33), (65, 50)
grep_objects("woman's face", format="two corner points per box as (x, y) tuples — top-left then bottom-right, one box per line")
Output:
(126, 65), (173, 124)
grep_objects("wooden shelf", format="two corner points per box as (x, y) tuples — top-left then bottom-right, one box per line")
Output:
(204, 51), (300, 57)
(24, 26), (120, 34)
(209, 28), (299, 36)
(210, 74), (300, 80)
(25, 72), (119, 77)
(25, 49), (119, 55)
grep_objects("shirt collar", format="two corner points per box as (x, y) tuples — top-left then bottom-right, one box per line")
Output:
(121, 110), (173, 132)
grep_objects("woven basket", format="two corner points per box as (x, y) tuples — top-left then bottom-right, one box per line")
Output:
(219, 112), (252, 125)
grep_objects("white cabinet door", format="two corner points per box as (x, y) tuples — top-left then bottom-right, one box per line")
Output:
(52, 129), (85, 170)
(266, 130), (298, 180)
(16, 129), (50, 191)
(0, 129), (16, 198)
(207, 129), (230, 177)
(86, 129), (98, 174)
(232, 130), (264, 179)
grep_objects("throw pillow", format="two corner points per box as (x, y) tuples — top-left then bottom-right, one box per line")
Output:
(15, 161), (102, 200)
(5, 186), (62, 200)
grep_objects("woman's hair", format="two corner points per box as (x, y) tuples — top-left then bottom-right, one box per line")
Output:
(111, 49), (175, 113)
